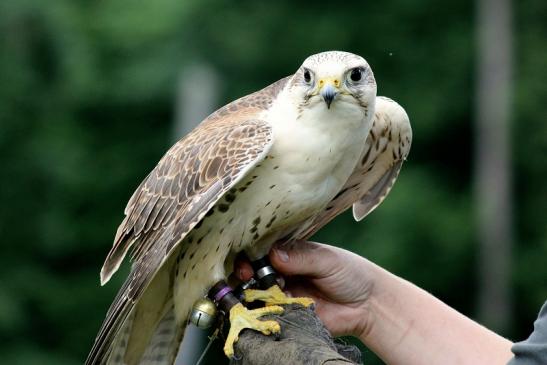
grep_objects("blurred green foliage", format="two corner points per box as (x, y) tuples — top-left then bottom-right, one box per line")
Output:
(0, 0), (546, 364)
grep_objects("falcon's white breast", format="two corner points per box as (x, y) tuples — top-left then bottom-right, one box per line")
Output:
(172, 51), (376, 323)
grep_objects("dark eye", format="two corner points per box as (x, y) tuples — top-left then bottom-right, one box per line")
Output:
(350, 68), (363, 82)
(303, 69), (312, 83)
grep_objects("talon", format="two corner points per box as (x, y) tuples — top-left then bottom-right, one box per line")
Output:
(243, 285), (314, 307)
(223, 303), (283, 358)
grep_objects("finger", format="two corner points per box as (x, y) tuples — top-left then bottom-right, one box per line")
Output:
(269, 240), (339, 278)
(276, 275), (285, 289)
(284, 280), (322, 304)
(233, 255), (254, 281)
(284, 282), (314, 299)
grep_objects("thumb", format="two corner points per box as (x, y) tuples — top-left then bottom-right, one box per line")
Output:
(269, 240), (338, 278)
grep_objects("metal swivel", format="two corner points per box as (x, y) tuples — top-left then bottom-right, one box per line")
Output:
(233, 277), (257, 301)
(251, 256), (278, 289)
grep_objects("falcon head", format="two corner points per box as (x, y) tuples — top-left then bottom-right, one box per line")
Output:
(289, 51), (376, 112)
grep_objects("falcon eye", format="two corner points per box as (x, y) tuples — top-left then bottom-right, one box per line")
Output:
(349, 67), (363, 82)
(303, 69), (312, 84)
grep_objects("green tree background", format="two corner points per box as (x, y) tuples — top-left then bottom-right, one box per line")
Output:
(0, 0), (546, 364)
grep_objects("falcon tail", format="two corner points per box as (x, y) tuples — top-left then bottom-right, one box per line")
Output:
(136, 299), (185, 365)
(101, 298), (186, 365)
(87, 253), (189, 365)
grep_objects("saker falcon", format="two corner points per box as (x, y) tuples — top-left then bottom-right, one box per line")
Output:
(86, 51), (412, 364)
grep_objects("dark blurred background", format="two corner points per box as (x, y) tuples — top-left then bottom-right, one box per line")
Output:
(1, 0), (546, 364)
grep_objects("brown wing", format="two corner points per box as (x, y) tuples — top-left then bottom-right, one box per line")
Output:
(86, 77), (289, 365)
(101, 76), (290, 285)
(299, 96), (412, 239)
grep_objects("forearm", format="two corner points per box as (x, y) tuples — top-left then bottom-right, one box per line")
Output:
(358, 261), (513, 365)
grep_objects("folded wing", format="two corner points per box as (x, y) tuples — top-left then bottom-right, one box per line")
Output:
(300, 96), (412, 239)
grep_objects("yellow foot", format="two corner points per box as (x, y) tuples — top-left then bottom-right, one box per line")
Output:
(224, 302), (283, 358)
(243, 285), (314, 307)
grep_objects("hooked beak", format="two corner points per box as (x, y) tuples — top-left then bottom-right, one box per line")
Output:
(319, 79), (339, 109)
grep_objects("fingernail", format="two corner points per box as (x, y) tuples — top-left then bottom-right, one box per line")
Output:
(275, 248), (289, 263)
(276, 276), (285, 289)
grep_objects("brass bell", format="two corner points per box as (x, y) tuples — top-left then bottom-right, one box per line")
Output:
(190, 298), (218, 329)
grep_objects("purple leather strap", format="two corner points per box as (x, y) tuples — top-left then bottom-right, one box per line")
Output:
(213, 285), (232, 303)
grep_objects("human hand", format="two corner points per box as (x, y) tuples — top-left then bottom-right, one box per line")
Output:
(236, 241), (515, 365)
(235, 240), (376, 338)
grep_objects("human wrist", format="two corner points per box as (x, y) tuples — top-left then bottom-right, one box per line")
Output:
(353, 260), (398, 344)
(344, 256), (383, 340)
(355, 264), (515, 365)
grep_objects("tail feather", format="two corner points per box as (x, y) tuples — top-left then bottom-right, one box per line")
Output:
(96, 255), (188, 365)
(139, 299), (186, 365)
(104, 297), (187, 365)
(107, 310), (136, 365)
